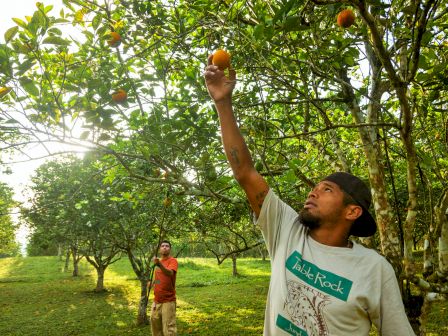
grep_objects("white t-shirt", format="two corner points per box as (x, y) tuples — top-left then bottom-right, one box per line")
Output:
(256, 189), (415, 336)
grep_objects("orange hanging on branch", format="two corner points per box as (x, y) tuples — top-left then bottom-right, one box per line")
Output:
(337, 9), (356, 28)
(107, 31), (122, 47)
(111, 89), (127, 103)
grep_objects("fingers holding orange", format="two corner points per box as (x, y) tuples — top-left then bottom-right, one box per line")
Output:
(205, 49), (233, 79)
(204, 49), (236, 102)
(207, 54), (214, 66)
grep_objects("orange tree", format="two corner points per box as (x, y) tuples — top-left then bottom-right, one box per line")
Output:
(1, 0), (448, 329)
(0, 182), (19, 257)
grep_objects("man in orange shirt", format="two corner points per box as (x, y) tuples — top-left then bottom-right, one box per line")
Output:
(150, 240), (178, 336)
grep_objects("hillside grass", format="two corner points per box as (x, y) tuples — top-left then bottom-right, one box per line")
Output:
(0, 256), (446, 335)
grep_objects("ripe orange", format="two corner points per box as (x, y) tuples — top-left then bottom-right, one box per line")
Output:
(212, 49), (231, 70)
(112, 89), (127, 103)
(337, 9), (355, 28)
(107, 31), (122, 47)
(0, 87), (12, 99)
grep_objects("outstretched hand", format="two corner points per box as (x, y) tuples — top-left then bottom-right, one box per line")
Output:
(204, 54), (236, 103)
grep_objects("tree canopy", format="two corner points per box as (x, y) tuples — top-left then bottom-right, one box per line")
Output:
(1, 0), (448, 329)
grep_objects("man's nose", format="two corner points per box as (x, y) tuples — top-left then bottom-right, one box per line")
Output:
(308, 189), (317, 198)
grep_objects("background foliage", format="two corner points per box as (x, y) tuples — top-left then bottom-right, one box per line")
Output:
(1, 0), (447, 332)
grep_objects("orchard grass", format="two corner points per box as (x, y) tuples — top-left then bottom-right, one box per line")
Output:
(0, 256), (447, 335)
(0, 256), (267, 336)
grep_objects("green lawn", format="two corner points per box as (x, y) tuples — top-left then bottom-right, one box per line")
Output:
(0, 256), (268, 336)
(0, 256), (446, 335)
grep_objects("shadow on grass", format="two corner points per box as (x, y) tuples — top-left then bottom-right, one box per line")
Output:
(110, 256), (269, 335)
(0, 257), (151, 336)
(0, 257), (270, 336)
(176, 277), (268, 335)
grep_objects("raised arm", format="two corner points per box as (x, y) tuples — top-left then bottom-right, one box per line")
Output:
(153, 257), (174, 277)
(204, 55), (269, 217)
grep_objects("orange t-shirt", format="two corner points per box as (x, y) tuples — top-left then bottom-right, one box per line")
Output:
(153, 256), (178, 303)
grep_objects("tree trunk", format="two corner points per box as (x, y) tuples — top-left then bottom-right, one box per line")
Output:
(422, 236), (434, 277)
(258, 245), (267, 261)
(126, 248), (151, 326)
(64, 250), (70, 272)
(73, 259), (79, 277)
(71, 247), (79, 277)
(231, 254), (238, 276)
(400, 113), (419, 277)
(136, 279), (149, 325)
(94, 266), (106, 292)
(435, 189), (448, 276)
(339, 65), (402, 271)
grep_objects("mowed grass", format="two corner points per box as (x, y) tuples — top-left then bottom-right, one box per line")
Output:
(0, 256), (447, 335)
(0, 256), (268, 336)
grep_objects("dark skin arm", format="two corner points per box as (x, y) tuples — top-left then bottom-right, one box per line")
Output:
(204, 55), (269, 217)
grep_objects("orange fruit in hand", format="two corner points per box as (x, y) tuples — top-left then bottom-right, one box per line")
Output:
(337, 9), (355, 28)
(107, 31), (122, 47)
(112, 89), (127, 103)
(212, 49), (231, 70)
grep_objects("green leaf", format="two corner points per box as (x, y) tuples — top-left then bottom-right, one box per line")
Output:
(281, 16), (310, 32)
(44, 5), (54, 14)
(17, 59), (35, 75)
(12, 18), (27, 29)
(344, 56), (355, 66)
(4, 27), (19, 43)
(29, 11), (47, 36)
(42, 36), (70, 46)
(98, 133), (111, 141)
(254, 24), (264, 40)
(273, 0), (297, 24)
(92, 14), (102, 30)
(284, 169), (296, 183)
(48, 27), (63, 35)
(4, 118), (18, 124)
(19, 77), (39, 96)
(418, 55), (430, 70)
(421, 31), (433, 45)
(80, 131), (90, 140)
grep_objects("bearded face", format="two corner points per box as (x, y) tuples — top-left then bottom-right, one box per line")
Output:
(299, 208), (321, 230)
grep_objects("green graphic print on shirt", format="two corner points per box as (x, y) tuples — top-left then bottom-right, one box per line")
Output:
(276, 251), (353, 335)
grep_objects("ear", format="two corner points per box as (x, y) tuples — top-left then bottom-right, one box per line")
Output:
(345, 205), (363, 221)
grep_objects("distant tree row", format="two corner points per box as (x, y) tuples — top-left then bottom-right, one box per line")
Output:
(22, 153), (264, 324)
(0, 181), (20, 257)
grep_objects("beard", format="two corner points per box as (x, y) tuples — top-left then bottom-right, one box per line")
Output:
(298, 208), (321, 230)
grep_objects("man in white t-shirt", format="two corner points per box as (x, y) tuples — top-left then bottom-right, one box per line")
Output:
(204, 57), (415, 335)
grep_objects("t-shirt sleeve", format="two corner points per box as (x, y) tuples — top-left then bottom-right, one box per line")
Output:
(255, 189), (299, 259)
(167, 258), (178, 273)
(377, 263), (415, 336)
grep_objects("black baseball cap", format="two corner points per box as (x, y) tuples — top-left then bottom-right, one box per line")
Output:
(322, 172), (377, 237)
